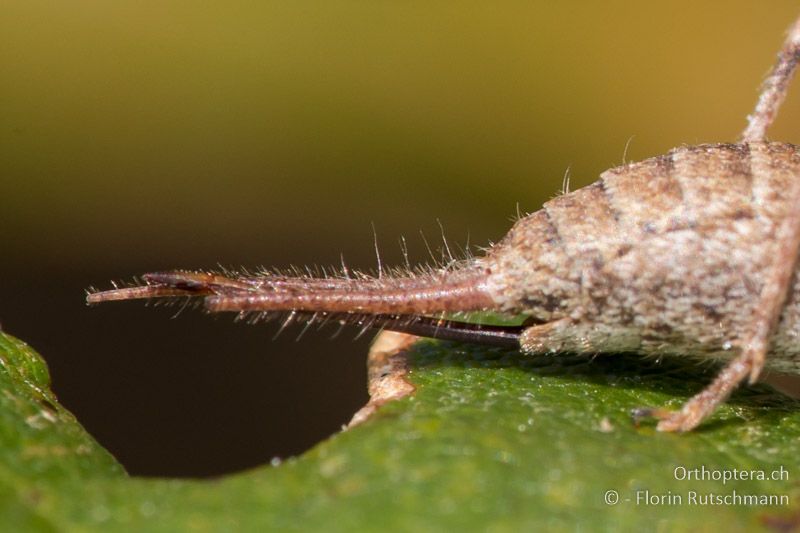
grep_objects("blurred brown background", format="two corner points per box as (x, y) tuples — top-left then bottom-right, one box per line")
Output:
(3, 2), (800, 477)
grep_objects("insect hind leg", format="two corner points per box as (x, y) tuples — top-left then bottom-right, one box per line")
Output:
(742, 14), (800, 142)
(644, 173), (800, 432)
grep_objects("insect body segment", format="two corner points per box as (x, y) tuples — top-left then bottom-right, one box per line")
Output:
(484, 142), (800, 370)
(90, 13), (800, 432)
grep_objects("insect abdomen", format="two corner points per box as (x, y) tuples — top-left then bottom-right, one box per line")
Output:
(483, 142), (800, 370)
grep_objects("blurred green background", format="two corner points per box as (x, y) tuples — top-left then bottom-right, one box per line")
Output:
(3, 1), (800, 477)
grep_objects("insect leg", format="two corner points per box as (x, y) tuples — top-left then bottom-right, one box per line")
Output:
(742, 14), (800, 142)
(375, 316), (523, 348)
(518, 318), (574, 353)
(645, 177), (800, 432)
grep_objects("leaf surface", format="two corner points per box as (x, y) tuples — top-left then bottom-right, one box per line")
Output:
(0, 332), (797, 531)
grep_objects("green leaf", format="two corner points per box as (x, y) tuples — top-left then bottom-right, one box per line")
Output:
(0, 331), (798, 531)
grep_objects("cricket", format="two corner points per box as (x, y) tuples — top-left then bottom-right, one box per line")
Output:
(89, 14), (800, 432)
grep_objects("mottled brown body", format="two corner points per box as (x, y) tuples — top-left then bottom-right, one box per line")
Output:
(482, 142), (800, 374)
(89, 14), (800, 431)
